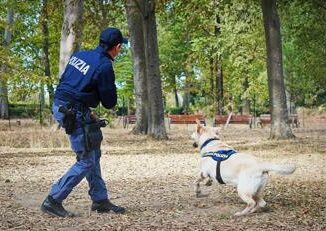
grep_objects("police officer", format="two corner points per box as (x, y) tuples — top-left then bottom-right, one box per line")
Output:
(41, 27), (128, 217)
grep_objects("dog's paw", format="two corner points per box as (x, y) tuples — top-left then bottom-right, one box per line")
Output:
(196, 193), (209, 198)
(234, 211), (245, 216)
(205, 179), (213, 186)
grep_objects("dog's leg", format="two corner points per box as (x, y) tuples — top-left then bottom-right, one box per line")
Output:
(234, 192), (257, 216)
(250, 197), (267, 213)
(250, 172), (268, 213)
(235, 171), (268, 216)
(257, 198), (266, 208)
(250, 193), (267, 213)
(235, 176), (258, 216)
(194, 173), (205, 198)
(205, 178), (213, 186)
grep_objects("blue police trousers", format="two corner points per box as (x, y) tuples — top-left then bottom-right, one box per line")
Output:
(49, 101), (108, 203)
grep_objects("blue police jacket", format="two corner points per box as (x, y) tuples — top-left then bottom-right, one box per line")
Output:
(54, 46), (117, 109)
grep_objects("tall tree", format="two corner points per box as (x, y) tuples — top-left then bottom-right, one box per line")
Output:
(182, 66), (192, 114)
(214, 6), (223, 115)
(216, 62), (224, 114)
(126, 0), (167, 139)
(59, 0), (83, 75)
(40, 0), (54, 106)
(143, 0), (167, 139)
(126, 0), (148, 134)
(261, 0), (294, 139)
(0, 7), (13, 119)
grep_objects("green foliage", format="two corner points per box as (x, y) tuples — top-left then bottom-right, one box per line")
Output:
(280, 0), (326, 106)
(0, 0), (63, 104)
(115, 49), (134, 104)
(166, 106), (183, 115)
(156, 0), (325, 114)
(157, 0), (270, 114)
(82, 0), (127, 49)
(8, 103), (50, 119)
(82, 0), (131, 110)
(1, 0), (325, 119)
(9, 104), (36, 118)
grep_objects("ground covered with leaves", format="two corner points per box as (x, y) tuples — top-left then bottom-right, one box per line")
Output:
(0, 119), (325, 230)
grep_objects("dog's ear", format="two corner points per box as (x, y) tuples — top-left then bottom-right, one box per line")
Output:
(196, 123), (205, 134)
(195, 119), (201, 133)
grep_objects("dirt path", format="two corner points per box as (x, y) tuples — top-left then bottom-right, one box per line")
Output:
(0, 123), (325, 230)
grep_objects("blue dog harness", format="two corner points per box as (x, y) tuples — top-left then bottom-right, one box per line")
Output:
(202, 149), (237, 162)
(200, 138), (237, 184)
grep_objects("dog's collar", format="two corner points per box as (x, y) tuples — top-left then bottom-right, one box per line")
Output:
(200, 138), (219, 150)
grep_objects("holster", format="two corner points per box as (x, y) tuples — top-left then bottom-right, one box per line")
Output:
(59, 105), (76, 135)
(82, 120), (107, 153)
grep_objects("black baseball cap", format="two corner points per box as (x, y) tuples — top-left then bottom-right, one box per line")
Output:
(99, 27), (128, 49)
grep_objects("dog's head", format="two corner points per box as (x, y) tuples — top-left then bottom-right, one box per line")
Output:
(191, 119), (219, 148)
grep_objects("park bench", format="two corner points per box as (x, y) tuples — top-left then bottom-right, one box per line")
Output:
(167, 114), (206, 128)
(257, 114), (299, 128)
(258, 114), (271, 127)
(288, 114), (299, 127)
(214, 114), (253, 127)
(123, 114), (208, 128)
(122, 115), (137, 128)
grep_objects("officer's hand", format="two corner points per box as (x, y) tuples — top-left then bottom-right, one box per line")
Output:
(90, 111), (97, 120)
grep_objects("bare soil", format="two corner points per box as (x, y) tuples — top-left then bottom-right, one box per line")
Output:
(0, 119), (325, 230)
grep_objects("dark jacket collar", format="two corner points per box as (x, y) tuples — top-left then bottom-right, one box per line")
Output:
(95, 45), (114, 61)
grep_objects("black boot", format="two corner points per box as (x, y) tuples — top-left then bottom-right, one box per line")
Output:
(91, 199), (126, 214)
(41, 196), (74, 217)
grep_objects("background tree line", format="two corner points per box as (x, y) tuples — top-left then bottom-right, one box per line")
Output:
(0, 0), (325, 139)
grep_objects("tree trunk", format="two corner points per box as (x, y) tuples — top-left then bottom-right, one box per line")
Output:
(214, 10), (224, 115)
(0, 8), (13, 119)
(39, 83), (45, 124)
(216, 62), (224, 115)
(126, 0), (148, 134)
(41, 0), (54, 106)
(0, 78), (9, 119)
(261, 0), (294, 139)
(182, 68), (192, 114)
(143, 0), (167, 139)
(209, 58), (214, 104)
(173, 76), (179, 108)
(182, 90), (190, 113)
(242, 76), (250, 115)
(126, 0), (167, 139)
(0, 78), (8, 119)
(59, 0), (83, 76)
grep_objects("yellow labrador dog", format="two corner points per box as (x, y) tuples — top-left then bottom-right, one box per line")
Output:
(191, 120), (296, 216)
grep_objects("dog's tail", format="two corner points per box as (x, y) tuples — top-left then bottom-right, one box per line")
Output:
(261, 163), (296, 175)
